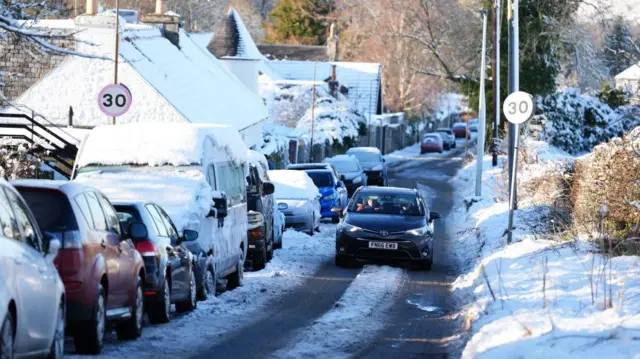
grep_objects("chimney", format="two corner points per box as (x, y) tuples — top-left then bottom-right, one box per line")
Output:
(329, 64), (338, 97)
(326, 23), (339, 61)
(141, 4), (181, 48)
(86, 0), (97, 15)
(155, 0), (166, 14)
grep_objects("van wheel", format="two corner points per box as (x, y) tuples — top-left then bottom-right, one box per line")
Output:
(48, 301), (65, 359)
(176, 272), (197, 313)
(253, 249), (266, 271)
(266, 238), (274, 262)
(226, 256), (244, 290)
(198, 268), (216, 301)
(74, 284), (106, 354)
(148, 279), (170, 324)
(116, 278), (143, 340)
(0, 310), (15, 359)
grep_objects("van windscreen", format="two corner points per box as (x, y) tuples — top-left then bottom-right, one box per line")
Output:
(17, 188), (78, 232)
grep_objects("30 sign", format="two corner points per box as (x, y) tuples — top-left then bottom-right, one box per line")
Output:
(503, 91), (534, 125)
(98, 84), (132, 117)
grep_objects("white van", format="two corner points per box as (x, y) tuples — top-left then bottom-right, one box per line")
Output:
(71, 122), (249, 299)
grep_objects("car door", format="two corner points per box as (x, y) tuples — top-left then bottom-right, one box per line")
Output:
(146, 204), (185, 296)
(97, 193), (136, 306)
(261, 170), (275, 242)
(4, 187), (57, 353)
(84, 192), (123, 307)
(156, 205), (190, 297)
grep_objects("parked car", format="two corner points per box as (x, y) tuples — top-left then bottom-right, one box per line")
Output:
(0, 180), (66, 359)
(333, 186), (441, 270)
(421, 133), (445, 154)
(13, 180), (146, 354)
(72, 122), (248, 301)
(287, 163), (348, 201)
(303, 169), (348, 223)
(268, 170), (321, 236)
(346, 147), (388, 186)
(115, 201), (199, 324)
(246, 211), (269, 270)
(324, 155), (368, 197)
(435, 128), (456, 149)
(273, 201), (285, 248)
(468, 118), (479, 133)
(246, 151), (276, 270)
(452, 122), (470, 139)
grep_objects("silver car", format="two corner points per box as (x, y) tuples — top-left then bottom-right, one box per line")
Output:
(0, 181), (65, 358)
(435, 128), (457, 150)
(268, 170), (321, 236)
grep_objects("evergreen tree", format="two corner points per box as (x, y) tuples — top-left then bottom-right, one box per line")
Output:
(265, 0), (333, 45)
(604, 17), (636, 77)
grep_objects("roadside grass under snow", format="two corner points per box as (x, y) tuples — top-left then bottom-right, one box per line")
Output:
(70, 224), (336, 359)
(450, 145), (640, 358)
(270, 265), (405, 359)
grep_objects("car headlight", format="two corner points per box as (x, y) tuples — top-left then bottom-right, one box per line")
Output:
(406, 225), (431, 236)
(352, 177), (362, 184)
(322, 193), (336, 201)
(341, 222), (362, 233)
(372, 164), (383, 171)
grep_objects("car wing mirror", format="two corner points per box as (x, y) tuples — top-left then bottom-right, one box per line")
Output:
(45, 235), (61, 260)
(209, 192), (228, 218)
(263, 181), (275, 195)
(180, 229), (199, 244)
(429, 212), (441, 222)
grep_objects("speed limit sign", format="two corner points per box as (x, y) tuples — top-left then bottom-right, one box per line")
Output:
(503, 91), (534, 125)
(98, 84), (132, 117)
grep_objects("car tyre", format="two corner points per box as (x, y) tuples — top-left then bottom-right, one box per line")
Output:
(253, 248), (266, 271)
(1, 310), (15, 359)
(266, 237), (274, 262)
(48, 301), (65, 359)
(331, 216), (340, 224)
(226, 255), (244, 290)
(74, 284), (106, 354)
(148, 278), (171, 324)
(116, 277), (143, 340)
(176, 272), (197, 313)
(197, 267), (217, 301)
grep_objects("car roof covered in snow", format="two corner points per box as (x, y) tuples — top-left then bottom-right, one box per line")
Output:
(325, 154), (358, 163)
(268, 170), (319, 201)
(11, 179), (97, 197)
(75, 122), (248, 169)
(347, 147), (381, 154)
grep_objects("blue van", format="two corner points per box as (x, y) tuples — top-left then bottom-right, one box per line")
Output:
(303, 169), (348, 223)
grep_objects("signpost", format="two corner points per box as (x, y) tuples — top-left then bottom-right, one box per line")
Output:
(503, 91), (533, 244)
(98, 84), (132, 118)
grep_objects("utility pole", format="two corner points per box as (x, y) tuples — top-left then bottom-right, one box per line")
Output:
(308, 63), (317, 163)
(475, 9), (488, 196)
(492, 0), (501, 167)
(113, 0), (120, 125)
(507, 0), (519, 210)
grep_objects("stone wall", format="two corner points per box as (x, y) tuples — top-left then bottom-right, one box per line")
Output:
(0, 32), (74, 103)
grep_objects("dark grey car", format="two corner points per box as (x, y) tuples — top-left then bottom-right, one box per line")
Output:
(346, 147), (388, 186)
(324, 155), (368, 197)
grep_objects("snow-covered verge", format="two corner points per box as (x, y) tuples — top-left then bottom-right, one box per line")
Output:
(271, 265), (405, 359)
(72, 225), (336, 358)
(450, 143), (640, 358)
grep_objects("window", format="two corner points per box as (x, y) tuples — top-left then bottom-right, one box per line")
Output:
(18, 189), (78, 234)
(217, 162), (246, 205)
(156, 206), (179, 242)
(348, 192), (423, 216)
(97, 194), (121, 235)
(0, 189), (17, 240)
(75, 193), (95, 229)
(206, 164), (217, 190)
(5, 188), (40, 250)
(145, 204), (167, 237)
(85, 192), (107, 231)
(306, 172), (334, 187)
(114, 205), (141, 233)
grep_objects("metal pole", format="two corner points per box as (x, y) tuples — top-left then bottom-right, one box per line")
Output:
(475, 10), (488, 197)
(368, 80), (373, 146)
(74, 0), (78, 17)
(492, 0), (501, 167)
(113, 0), (120, 125)
(506, 0), (519, 244)
(308, 63), (317, 162)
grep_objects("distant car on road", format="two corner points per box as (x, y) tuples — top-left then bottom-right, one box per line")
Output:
(269, 170), (321, 236)
(324, 155), (368, 197)
(452, 122), (470, 139)
(0, 180), (66, 359)
(421, 133), (444, 154)
(303, 169), (348, 223)
(435, 128), (456, 150)
(333, 187), (441, 270)
(346, 147), (388, 186)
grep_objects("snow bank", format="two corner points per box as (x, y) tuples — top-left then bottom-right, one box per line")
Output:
(272, 265), (405, 359)
(268, 170), (320, 200)
(75, 122), (247, 168)
(450, 146), (640, 358)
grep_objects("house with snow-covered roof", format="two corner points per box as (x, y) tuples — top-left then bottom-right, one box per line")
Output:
(4, 0), (268, 150)
(615, 62), (640, 103)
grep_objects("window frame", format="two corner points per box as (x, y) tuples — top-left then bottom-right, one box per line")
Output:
(145, 204), (168, 238)
(4, 187), (42, 252)
(96, 193), (121, 235)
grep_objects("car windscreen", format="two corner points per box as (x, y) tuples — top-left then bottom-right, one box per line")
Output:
(306, 172), (334, 187)
(436, 129), (451, 134)
(17, 188), (78, 232)
(348, 192), (423, 216)
(349, 151), (380, 163)
(330, 160), (359, 173)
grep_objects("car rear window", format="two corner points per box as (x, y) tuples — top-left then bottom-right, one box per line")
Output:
(330, 160), (359, 173)
(17, 188), (78, 232)
(114, 205), (142, 233)
(306, 172), (334, 187)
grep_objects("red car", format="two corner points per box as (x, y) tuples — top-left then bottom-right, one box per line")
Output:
(421, 134), (444, 154)
(13, 180), (147, 355)
(452, 122), (470, 139)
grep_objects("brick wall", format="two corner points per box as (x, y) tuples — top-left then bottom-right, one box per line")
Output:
(0, 32), (74, 103)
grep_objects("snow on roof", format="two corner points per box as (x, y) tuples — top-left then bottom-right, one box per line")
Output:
(615, 62), (640, 80)
(228, 9), (263, 60)
(348, 147), (381, 154)
(248, 149), (268, 167)
(268, 60), (382, 116)
(268, 170), (320, 201)
(292, 97), (364, 145)
(325, 154), (357, 163)
(14, 24), (267, 131)
(75, 122), (247, 168)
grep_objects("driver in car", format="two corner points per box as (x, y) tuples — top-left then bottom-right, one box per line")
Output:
(356, 197), (381, 212)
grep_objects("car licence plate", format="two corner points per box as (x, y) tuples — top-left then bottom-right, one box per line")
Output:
(368, 241), (398, 250)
